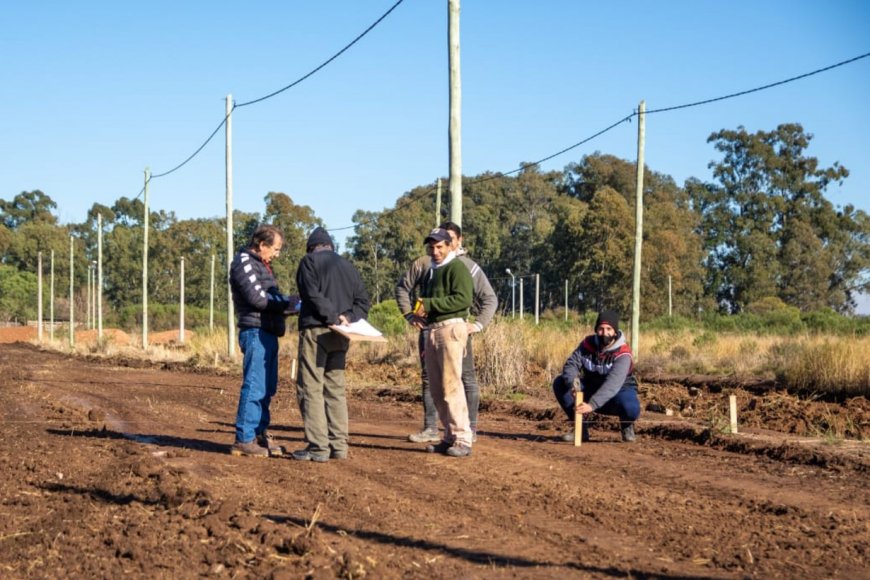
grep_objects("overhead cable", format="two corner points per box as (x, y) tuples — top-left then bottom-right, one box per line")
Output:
(235, 0), (406, 108)
(329, 50), (870, 232)
(645, 51), (870, 115)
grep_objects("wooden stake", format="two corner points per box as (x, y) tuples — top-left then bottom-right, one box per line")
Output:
(290, 358), (298, 381)
(574, 391), (584, 447)
(729, 394), (738, 434)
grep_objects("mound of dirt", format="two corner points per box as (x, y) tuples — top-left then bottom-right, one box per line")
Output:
(75, 328), (132, 346)
(0, 326), (36, 343)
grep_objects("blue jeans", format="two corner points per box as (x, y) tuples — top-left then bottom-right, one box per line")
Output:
(552, 375), (640, 424)
(419, 329), (479, 431)
(235, 328), (279, 443)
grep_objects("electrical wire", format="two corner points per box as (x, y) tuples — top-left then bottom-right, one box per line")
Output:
(327, 50), (870, 233)
(235, 0), (406, 109)
(645, 51), (870, 115)
(129, 1), (406, 201)
(150, 110), (233, 179)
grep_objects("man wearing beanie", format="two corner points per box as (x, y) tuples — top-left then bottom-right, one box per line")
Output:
(292, 227), (370, 462)
(552, 310), (641, 442)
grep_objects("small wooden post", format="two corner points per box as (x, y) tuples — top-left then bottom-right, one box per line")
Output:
(729, 395), (738, 434)
(574, 391), (584, 447)
(290, 358), (298, 381)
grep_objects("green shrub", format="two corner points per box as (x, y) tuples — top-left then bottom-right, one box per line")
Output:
(644, 315), (696, 332)
(368, 300), (407, 337)
(116, 303), (222, 332)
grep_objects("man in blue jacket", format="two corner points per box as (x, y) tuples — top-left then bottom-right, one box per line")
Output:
(292, 227), (370, 462)
(553, 310), (641, 442)
(229, 225), (298, 457)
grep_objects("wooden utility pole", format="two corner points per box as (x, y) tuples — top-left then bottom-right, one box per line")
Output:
(630, 101), (646, 357)
(69, 236), (74, 347)
(448, 0), (462, 226)
(179, 257), (185, 344)
(97, 213), (103, 339)
(37, 252), (43, 342)
(435, 178), (442, 227)
(565, 279), (569, 321)
(210, 254), (215, 332)
(86, 264), (92, 330)
(143, 168), (150, 349)
(519, 278), (524, 320)
(50, 250), (55, 342)
(226, 94), (235, 356)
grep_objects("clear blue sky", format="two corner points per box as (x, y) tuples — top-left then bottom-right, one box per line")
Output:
(3, 1), (869, 307)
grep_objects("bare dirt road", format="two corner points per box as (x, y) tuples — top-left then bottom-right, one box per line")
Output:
(1, 342), (868, 578)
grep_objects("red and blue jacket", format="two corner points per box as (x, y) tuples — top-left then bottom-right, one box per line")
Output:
(560, 331), (636, 411)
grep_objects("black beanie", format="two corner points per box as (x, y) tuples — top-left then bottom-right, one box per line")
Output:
(306, 227), (333, 251)
(595, 310), (619, 332)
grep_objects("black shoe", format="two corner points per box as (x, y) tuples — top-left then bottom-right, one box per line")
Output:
(330, 449), (348, 460)
(426, 441), (452, 454)
(291, 448), (329, 462)
(621, 423), (636, 442)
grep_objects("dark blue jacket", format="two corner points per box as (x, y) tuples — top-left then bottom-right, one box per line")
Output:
(229, 249), (297, 336)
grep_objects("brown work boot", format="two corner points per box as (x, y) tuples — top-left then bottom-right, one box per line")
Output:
(256, 431), (284, 457)
(230, 440), (269, 458)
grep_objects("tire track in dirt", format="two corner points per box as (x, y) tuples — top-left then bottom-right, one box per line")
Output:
(3, 342), (869, 578)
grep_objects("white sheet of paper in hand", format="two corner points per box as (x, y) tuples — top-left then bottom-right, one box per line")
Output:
(335, 319), (383, 337)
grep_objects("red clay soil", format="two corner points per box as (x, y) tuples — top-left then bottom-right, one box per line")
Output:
(1, 342), (868, 578)
(0, 326), (35, 343)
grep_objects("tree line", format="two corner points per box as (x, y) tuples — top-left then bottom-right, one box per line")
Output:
(1, 123), (868, 327)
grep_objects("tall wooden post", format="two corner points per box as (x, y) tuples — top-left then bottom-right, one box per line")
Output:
(97, 213), (103, 339)
(210, 253), (215, 332)
(50, 250), (55, 342)
(143, 168), (150, 349)
(226, 94), (235, 356)
(534, 273), (540, 325)
(668, 274), (673, 318)
(630, 101), (646, 357)
(519, 278), (524, 320)
(69, 236), (75, 347)
(37, 252), (43, 342)
(448, 0), (462, 226)
(86, 264), (92, 330)
(179, 257), (185, 344)
(435, 178), (442, 227)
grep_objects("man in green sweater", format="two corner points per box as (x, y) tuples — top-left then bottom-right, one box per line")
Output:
(417, 227), (475, 457)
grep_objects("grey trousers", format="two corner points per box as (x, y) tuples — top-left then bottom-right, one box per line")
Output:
(296, 327), (350, 456)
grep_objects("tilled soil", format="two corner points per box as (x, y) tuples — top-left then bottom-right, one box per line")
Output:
(1, 342), (868, 578)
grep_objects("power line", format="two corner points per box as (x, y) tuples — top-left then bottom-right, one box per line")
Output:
(329, 112), (637, 232)
(150, 111), (232, 180)
(328, 50), (870, 234)
(645, 51), (870, 115)
(130, 0), (406, 201)
(235, 0), (406, 109)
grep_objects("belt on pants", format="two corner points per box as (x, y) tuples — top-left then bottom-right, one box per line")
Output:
(427, 318), (465, 329)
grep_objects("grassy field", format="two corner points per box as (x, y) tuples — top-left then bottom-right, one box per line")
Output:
(34, 314), (870, 401)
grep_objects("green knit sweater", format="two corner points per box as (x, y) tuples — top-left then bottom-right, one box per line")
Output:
(421, 258), (473, 323)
